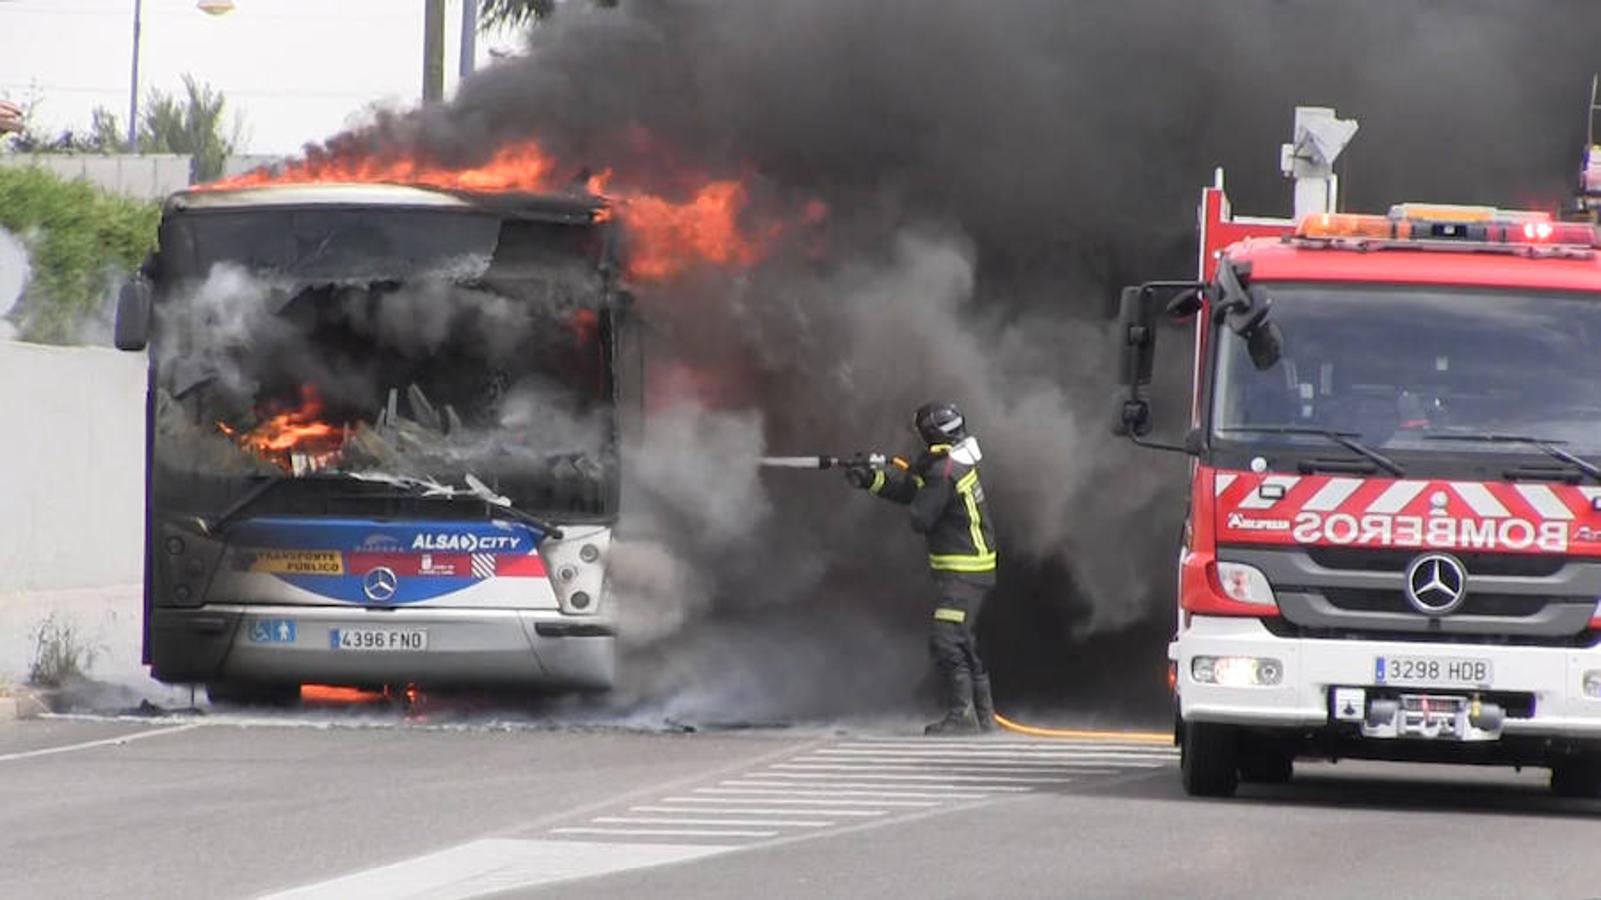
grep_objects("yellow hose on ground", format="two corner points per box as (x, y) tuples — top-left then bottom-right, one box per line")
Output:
(993, 712), (1171, 744)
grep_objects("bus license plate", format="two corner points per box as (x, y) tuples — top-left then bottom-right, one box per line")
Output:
(330, 628), (427, 652)
(1374, 656), (1491, 688)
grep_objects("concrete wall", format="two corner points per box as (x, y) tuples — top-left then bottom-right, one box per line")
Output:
(0, 340), (146, 591)
(0, 154), (192, 202)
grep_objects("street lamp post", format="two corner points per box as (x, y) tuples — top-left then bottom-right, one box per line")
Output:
(128, 0), (235, 151)
(126, 0), (141, 150)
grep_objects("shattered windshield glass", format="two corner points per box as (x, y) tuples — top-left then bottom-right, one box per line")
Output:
(153, 265), (614, 516)
(1211, 284), (1601, 456)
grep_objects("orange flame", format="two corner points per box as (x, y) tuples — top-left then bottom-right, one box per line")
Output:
(200, 137), (823, 283)
(220, 385), (347, 471)
(204, 141), (566, 194)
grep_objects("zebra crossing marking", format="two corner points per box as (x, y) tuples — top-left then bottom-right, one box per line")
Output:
(546, 735), (1177, 848)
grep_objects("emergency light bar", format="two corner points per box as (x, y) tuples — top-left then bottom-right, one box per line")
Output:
(1297, 206), (1601, 248)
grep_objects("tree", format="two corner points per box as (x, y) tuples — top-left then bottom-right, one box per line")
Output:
(135, 75), (242, 182)
(479, 0), (617, 29)
(3, 76), (243, 182)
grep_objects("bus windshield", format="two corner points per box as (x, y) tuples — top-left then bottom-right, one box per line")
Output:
(1211, 283), (1601, 457)
(151, 271), (615, 519)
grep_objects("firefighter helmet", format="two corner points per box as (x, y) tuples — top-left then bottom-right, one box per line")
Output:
(914, 402), (967, 446)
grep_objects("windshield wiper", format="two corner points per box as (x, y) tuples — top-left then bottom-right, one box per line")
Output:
(1217, 426), (1407, 477)
(346, 472), (566, 538)
(1421, 432), (1601, 484)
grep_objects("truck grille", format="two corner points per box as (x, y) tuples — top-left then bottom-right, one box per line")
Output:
(1263, 618), (1601, 648)
(1306, 548), (1565, 578)
(1320, 588), (1551, 618)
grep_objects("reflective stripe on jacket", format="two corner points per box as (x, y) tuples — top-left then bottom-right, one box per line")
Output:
(869, 437), (996, 577)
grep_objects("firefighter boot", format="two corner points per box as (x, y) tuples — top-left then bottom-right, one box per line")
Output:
(972, 673), (997, 733)
(925, 670), (979, 736)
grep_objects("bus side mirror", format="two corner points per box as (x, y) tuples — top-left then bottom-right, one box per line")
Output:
(114, 279), (151, 351)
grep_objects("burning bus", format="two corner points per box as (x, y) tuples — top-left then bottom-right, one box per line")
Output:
(114, 182), (637, 704)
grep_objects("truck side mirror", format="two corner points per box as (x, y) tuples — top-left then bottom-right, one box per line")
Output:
(114, 278), (152, 351)
(1118, 286), (1156, 389)
(1113, 397), (1152, 437)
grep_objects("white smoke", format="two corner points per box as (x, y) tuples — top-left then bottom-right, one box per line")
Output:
(0, 227), (30, 341)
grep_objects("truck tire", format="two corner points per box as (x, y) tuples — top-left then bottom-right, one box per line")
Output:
(1550, 758), (1601, 799)
(206, 681), (300, 708)
(1181, 720), (1239, 797)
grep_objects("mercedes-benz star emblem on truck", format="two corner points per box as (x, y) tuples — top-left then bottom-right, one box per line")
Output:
(1403, 554), (1467, 615)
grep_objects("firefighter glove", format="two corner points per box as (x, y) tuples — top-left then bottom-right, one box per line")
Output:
(844, 462), (875, 489)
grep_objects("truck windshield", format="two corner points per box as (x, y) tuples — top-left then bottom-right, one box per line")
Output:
(1211, 284), (1601, 457)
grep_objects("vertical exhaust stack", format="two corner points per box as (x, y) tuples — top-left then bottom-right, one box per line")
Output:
(1280, 106), (1359, 220)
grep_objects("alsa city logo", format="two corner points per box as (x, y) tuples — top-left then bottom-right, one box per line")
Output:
(1288, 512), (1568, 552)
(411, 533), (521, 552)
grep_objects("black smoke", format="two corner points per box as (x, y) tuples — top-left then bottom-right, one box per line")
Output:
(293, 0), (1601, 726)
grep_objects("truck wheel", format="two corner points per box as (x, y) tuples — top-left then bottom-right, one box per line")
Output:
(1550, 758), (1601, 799)
(1181, 720), (1239, 798)
(206, 681), (300, 708)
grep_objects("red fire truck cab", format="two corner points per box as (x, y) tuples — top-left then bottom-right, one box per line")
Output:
(1119, 139), (1601, 798)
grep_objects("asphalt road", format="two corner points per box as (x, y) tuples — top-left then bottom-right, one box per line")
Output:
(2, 709), (1597, 899)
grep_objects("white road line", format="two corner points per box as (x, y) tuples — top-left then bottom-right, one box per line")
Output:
(723, 779), (1031, 793)
(663, 795), (939, 808)
(804, 751), (1169, 765)
(758, 762), (1114, 778)
(631, 805), (887, 818)
(837, 741), (1178, 755)
(695, 787), (988, 801)
(265, 839), (735, 899)
(828, 742), (1178, 753)
(769, 765), (1091, 780)
(593, 816), (833, 829)
(551, 827), (779, 839)
(0, 723), (203, 763)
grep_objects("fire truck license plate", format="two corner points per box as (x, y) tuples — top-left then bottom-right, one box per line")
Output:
(330, 628), (427, 652)
(1374, 656), (1491, 688)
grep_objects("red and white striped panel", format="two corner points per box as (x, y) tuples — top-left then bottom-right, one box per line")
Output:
(1212, 469), (1601, 556)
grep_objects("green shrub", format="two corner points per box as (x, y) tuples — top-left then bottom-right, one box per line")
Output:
(27, 610), (98, 688)
(0, 165), (159, 344)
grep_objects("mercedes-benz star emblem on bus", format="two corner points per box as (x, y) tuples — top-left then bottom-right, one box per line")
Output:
(362, 566), (399, 603)
(1404, 553), (1467, 615)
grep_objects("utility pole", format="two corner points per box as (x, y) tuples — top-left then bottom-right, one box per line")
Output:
(423, 0), (446, 102)
(128, 0), (143, 150)
(460, 0), (478, 79)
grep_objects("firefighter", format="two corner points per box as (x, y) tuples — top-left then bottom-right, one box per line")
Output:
(845, 402), (998, 735)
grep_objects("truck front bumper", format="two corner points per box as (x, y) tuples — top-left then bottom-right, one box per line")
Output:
(1175, 616), (1601, 738)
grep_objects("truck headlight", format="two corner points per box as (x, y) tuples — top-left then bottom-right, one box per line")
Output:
(1584, 670), (1601, 699)
(1215, 562), (1277, 607)
(1192, 655), (1283, 687)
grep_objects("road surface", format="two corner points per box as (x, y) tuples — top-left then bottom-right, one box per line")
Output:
(0, 709), (1595, 898)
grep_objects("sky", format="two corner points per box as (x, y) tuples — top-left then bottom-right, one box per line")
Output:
(0, 0), (523, 155)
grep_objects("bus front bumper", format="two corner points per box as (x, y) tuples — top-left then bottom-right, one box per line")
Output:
(149, 604), (615, 691)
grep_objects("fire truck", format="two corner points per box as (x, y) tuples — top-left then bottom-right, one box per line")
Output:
(1118, 106), (1601, 797)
